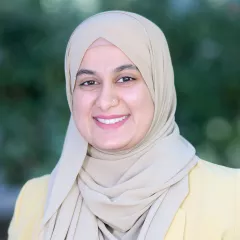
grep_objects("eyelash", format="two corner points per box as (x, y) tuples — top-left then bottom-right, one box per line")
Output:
(80, 80), (97, 86)
(79, 76), (136, 86)
(118, 76), (136, 83)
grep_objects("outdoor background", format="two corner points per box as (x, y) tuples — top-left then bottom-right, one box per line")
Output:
(0, 0), (239, 238)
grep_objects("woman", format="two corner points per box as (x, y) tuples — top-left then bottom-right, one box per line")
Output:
(8, 11), (240, 240)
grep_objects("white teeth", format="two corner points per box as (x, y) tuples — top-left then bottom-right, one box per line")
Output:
(96, 116), (128, 124)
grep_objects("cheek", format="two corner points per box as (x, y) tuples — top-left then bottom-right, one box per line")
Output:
(72, 91), (95, 125)
(121, 84), (154, 121)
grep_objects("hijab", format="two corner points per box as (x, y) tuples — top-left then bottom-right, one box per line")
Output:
(40, 11), (198, 240)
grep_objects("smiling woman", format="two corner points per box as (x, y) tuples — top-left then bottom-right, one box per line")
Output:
(73, 38), (154, 150)
(8, 11), (240, 240)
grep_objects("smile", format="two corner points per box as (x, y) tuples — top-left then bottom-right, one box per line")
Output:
(96, 115), (128, 124)
(93, 114), (130, 129)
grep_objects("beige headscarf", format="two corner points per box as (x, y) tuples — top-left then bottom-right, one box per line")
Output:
(41, 11), (198, 240)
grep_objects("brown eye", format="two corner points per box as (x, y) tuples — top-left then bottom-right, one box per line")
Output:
(117, 76), (136, 83)
(80, 80), (98, 86)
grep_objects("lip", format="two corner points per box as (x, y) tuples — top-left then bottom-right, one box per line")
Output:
(93, 114), (130, 130)
(93, 114), (129, 119)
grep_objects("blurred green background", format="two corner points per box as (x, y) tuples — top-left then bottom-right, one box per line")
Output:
(0, 0), (239, 238)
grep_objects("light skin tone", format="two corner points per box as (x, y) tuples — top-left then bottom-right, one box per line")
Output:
(72, 38), (154, 151)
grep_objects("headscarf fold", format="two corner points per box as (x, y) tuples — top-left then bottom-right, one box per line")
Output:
(40, 11), (198, 240)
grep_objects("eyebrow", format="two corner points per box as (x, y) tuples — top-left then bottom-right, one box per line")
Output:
(76, 69), (96, 77)
(76, 64), (139, 78)
(114, 64), (139, 73)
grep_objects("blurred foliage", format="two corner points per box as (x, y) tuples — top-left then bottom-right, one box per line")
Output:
(0, 0), (239, 184)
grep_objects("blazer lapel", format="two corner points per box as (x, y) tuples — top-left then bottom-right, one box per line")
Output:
(165, 208), (186, 240)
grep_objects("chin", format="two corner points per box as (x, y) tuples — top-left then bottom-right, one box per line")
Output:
(94, 140), (130, 151)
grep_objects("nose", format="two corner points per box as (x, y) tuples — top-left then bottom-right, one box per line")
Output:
(95, 84), (119, 111)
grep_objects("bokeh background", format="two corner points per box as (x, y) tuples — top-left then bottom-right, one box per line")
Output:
(0, 0), (239, 238)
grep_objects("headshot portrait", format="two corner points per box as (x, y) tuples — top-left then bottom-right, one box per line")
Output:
(1, 5), (239, 240)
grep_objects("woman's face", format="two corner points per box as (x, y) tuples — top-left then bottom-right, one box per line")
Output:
(72, 39), (154, 151)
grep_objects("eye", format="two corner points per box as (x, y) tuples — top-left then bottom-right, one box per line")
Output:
(80, 80), (98, 86)
(117, 76), (136, 83)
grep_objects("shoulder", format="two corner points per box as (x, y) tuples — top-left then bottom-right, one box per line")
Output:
(191, 159), (239, 177)
(8, 175), (50, 240)
(15, 175), (50, 214)
(188, 159), (239, 191)
(182, 159), (240, 238)
(187, 158), (239, 199)
(20, 174), (49, 198)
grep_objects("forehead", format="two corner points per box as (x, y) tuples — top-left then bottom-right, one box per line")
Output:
(80, 39), (135, 69)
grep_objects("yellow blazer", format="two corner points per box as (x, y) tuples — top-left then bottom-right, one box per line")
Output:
(8, 160), (240, 240)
